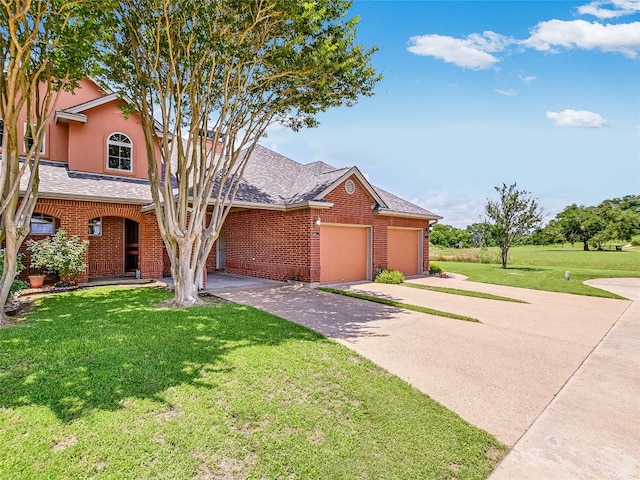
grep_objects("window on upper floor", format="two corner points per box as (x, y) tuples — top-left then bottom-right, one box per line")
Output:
(24, 123), (45, 155)
(88, 217), (102, 236)
(30, 214), (55, 235)
(107, 133), (132, 172)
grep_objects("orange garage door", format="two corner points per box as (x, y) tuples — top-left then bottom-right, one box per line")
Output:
(320, 225), (369, 283)
(387, 228), (420, 276)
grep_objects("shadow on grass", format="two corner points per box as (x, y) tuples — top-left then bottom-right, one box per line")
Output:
(218, 285), (405, 340)
(505, 266), (545, 272)
(0, 287), (322, 423)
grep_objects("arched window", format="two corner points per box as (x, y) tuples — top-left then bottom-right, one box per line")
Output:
(107, 133), (132, 171)
(30, 213), (55, 235)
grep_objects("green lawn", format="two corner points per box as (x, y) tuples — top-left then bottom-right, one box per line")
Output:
(0, 286), (505, 479)
(432, 244), (640, 298)
(320, 287), (481, 322)
(402, 282), (527, 304)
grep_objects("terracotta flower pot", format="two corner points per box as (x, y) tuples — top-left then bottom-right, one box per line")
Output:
(28, 275), (46, 288)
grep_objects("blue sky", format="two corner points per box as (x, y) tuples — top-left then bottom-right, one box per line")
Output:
(262, 0), (640, 227)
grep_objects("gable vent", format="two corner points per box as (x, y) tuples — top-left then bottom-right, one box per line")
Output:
(345, 179), (356, 195)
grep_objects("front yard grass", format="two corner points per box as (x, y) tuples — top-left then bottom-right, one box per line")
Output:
(0, 286), (505, 479)
(438, 262), (634, 299)
(432, 245), (640, 299)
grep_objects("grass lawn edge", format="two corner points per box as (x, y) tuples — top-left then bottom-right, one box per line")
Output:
(319, 287), (481, 323)
(402, 281), (528, 303)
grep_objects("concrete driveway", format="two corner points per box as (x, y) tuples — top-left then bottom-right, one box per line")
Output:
(216, 276), (639, 477)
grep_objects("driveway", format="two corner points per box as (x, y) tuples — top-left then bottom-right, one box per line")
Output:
(216, 277), (638, 476)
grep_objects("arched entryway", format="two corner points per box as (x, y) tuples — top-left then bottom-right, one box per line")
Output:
(87, 216), (140, 278)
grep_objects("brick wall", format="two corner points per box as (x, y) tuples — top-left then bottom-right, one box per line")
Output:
(19, 198), (164, 282)
(14, 177), (430, 286)
(88, 216), (125, 277)
(220, 208), (314, 282)
(323, 176), (430, 276)
(212, 175), (430, 284)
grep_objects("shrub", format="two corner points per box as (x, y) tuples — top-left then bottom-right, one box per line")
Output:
(375, 268), (405, 284)
(26, 230), (89, 279)
(428, 263), (443, 275)
(0, 249), (25, 276)
(0, 249), (28, 294)
(10, 280), (28, 293)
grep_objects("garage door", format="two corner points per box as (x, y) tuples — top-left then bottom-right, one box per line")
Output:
(387, 228), (420, 276)
(320, 225), (369, 283)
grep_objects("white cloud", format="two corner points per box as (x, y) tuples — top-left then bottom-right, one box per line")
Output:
(546, 109), (609, 127)
(524, 19), (640, 58)
(417, 190), (486, 228)
(407, 31), (512, 70)
(578, 0), (640, 19)
(519, 74), (537, 84)
(494, 89), (517, 96)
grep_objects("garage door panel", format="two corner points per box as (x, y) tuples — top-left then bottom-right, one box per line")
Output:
(320, 226), (368, 283)
(388, 229), (420, 276)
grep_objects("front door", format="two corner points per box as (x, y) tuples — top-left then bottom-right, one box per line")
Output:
(216, 228), (225, 270)
(125, 219), (139, 272)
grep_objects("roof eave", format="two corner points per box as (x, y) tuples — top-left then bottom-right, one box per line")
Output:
(140, 199), (334, 214)
(29, 191), (152, 206)
(55, 111), (87, 124)
(63, 92), (122, 114)
(376, 209), (443, 221)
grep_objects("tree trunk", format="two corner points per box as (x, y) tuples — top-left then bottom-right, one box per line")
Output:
(0, 230), (27, 325)
(583, 240), (589, 251)
(501, 247), (509, 269)
(166, 241), (203, 308)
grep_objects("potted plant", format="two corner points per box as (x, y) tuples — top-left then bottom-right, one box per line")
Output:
(26, 230), (89, 286)
(28, 273), (46, 289)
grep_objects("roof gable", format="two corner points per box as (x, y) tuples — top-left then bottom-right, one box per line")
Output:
(230, 145), (439, 219)
(312, 166), (387, 208)
(56, 85), (164, 135)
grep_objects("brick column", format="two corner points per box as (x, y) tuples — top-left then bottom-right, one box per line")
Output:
(139, 213), (164, 278)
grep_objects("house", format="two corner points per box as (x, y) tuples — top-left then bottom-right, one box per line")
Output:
(6, 78), (441, 285)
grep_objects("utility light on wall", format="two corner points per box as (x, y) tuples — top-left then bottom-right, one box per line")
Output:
(315, 217), (321, 227)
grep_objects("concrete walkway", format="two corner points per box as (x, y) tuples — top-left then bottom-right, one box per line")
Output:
(217, 276), (639, 478)
(489, 277), (640, 480)
(161, 272), (281, 291)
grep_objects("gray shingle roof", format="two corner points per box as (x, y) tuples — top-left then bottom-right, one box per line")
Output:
(374, 186), (441, 219)
(234, 145), (348, 205)
(22, 160), (154, 204)
(15, 145), (440, 219)
(235, 145), (440, 218)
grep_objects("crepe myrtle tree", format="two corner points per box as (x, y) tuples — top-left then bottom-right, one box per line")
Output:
(0, 0), (108, 324)
(104, 0), (380, 307)
(484, 183), (543, 268)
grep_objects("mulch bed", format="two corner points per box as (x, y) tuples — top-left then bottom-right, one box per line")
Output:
(4, 283), (80, 317)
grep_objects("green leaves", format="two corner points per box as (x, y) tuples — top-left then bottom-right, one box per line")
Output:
(484, 183), (543, 268)
(26, 230), (89, 278)
(101, 0), (381, 305)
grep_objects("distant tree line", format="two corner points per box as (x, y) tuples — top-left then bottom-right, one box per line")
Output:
(431, 194), (640, 252)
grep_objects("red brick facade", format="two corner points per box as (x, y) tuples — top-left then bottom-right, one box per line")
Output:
(7, 80), (435, 286)
(221, 208), (315, 282)
(211, 175), (431, 284)
(18, 175), (430, 285)
(20, 198), (163, 283)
